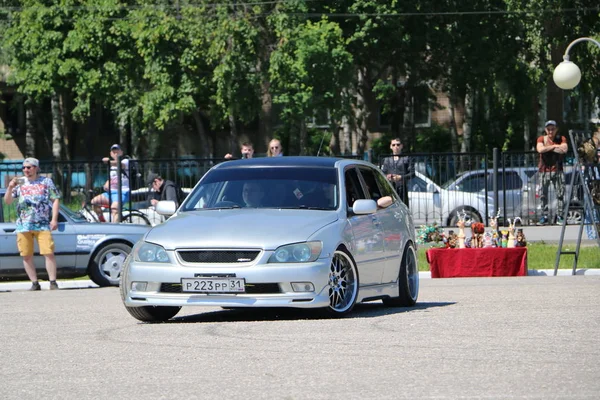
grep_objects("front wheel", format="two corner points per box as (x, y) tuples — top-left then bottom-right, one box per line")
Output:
(324, 249), (359, 316)
(122, 211), (152, 226)
(383, 244), (419, 307)
(88, 242), (132, 287)
(123, 305), (181, 323)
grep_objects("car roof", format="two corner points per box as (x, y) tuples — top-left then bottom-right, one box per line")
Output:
(214, 156), (368, 169)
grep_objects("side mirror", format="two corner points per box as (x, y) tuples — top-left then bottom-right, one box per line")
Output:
(156, 200), (177, 216)
(352, 199), (378, 215)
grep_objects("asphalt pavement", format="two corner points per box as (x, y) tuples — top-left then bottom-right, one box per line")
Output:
(1, 225), (598, 292)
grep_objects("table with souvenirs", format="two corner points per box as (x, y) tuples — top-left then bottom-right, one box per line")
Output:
(420, 213), (528, 278)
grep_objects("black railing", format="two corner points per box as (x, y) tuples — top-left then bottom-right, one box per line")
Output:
(0, 150), (579, 226)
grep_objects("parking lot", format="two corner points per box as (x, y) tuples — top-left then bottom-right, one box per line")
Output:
(1, 276), (599, 399)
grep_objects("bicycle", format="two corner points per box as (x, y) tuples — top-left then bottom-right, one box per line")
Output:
(76, 189), (154, 226)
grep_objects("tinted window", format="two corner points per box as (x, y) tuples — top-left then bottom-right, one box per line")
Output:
(358, 167), (383, 200)
(490, 172), (523, 190)
(182, 167), (338, 210)
(458, 173), (486, 192)
(345, 168), (365, 207)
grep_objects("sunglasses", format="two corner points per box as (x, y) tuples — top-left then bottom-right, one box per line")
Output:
(22, 166), (34, 170)
(391, 143), (402, 147)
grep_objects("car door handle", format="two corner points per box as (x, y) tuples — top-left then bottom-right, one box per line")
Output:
(3, 228), (16, 233)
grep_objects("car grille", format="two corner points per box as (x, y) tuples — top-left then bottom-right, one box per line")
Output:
(160, 283), (281, 294)
(177, 250), (260, 263)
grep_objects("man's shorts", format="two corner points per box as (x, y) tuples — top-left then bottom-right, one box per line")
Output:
(102, 190), (130, 204)
(17, 231), (55, 257)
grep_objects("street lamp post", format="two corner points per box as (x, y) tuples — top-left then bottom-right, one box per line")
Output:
(553, 37), (600, 89)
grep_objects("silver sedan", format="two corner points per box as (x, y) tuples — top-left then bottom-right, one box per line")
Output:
(120, 157), (419, 321)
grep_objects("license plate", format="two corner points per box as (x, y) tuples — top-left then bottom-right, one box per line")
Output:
(181, 278), (246, 293)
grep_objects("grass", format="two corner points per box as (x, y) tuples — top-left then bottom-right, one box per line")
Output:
(417, 242), (600, 271)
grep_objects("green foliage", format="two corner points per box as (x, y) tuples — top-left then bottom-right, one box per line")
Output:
(1, 0), (599, 159)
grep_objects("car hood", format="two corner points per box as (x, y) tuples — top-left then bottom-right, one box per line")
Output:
(145, 209), (339, 250)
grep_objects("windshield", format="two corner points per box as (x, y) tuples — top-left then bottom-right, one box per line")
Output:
(181, 167), (339, 211)
(61, 205), (89, 222)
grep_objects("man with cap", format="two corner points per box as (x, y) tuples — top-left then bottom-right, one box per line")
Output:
(536, 120), (568, 225)
(147, 173), (183, 208)
(91, 144), (130, 222)
(4, 158), (61, 290)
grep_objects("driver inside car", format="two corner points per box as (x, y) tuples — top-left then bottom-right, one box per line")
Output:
(242, 181), (266, 208)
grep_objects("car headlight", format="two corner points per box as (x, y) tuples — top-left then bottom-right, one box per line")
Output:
(268, 241), (322, 263)
(135, 242), (170, 263)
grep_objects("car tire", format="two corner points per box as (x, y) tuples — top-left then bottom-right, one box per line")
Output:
(123, 305), (181, 323)
(88, 242), (132, 287)
(449, 208), (482, 226)
(324, 248), (359, 317)
(118, 255), (182, 322)
(383, 244), (419, 307)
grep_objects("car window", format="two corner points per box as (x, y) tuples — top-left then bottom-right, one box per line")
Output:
(373, 168), (398, 199)
(490, 171), (523, 190)
(345, 168), (366, 207)
(457, 173), (486, 192)
(357, 167), (383, 201)
(408, 176), (428, 192)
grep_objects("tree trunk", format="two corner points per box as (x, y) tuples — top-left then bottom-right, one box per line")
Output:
(523, 117), (530, 151)
(299, 120), (307, 155)
(25, 101), (36, 157)
(447, 90), (460, 154)
(460, 86), (473, 153)
(192, 109), (211, 158)
(355, 67), (369, 156)
(341, 115), (351, 155)
(51, 93), (63, 160)
(228, 111), (238, 155)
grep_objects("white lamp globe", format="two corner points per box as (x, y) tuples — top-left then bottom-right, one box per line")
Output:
(553, 60), (581, 89)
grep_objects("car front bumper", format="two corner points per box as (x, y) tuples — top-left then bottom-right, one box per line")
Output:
(122, 259), (332, 309)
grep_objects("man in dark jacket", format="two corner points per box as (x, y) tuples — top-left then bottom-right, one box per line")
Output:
(148, 173), (183, 208)
(381, 138), (414, 207)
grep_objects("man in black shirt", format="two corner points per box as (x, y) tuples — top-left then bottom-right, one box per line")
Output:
(148, 174), (183, 208)
(381, 138), (414, 207)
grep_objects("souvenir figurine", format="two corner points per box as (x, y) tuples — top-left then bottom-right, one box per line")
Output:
(516, 229), (527, 247)
(489, 209), (501, 247)
(471, 222), (485, 248)
(482, 232), (494, 248)
(506, 217), (522, 248)
(456, 210), (467, 249)
(447, 230), (458, 248)
(501, 230), (509, 248)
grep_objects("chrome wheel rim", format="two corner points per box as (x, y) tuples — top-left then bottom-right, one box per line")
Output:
(328, 251), (358, 313)
(100, 250), (127, 281)
(405, 246), (419, 301)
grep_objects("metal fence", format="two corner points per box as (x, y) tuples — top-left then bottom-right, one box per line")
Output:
(1, 149), (579, 227)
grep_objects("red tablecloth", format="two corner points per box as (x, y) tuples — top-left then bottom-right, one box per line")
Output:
(426, 247), (528, 278)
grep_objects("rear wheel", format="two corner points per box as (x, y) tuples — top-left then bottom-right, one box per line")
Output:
(324, 249), (359, 316)
(383, 244), (419, 307)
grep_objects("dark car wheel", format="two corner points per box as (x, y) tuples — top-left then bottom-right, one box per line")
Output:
(123, 305), (181, 323)
(118, 255), (181, 322)
(325, 249), (359, 316)
(88, 242), (132, 287)
(383, 244), (419, 307)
